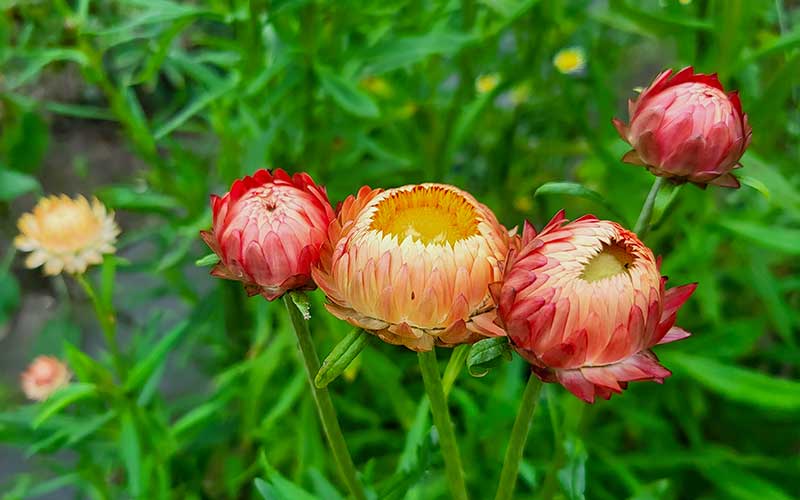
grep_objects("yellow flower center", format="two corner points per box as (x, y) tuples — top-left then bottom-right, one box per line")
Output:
(370, 186), (480, 245)
(554, 48), (585, 74)
(34, 198), (101, 252)
(581, 243), (634, 283)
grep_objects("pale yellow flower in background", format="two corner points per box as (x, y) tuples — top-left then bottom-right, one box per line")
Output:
(360, 76), (393, 98)
(553, 47), (586, 75)
(679, 0), (692, 5)
(475, 73), (500, 94)
(21, 356), (71, 401)
(14, 195), (120, 276)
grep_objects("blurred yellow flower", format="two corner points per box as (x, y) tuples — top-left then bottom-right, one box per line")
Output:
(360, 76), (393, 98)
(513, 195), (533, 213)
(553, 47), (586, 75)
(475, 73), (500, 94)
(679, 0), (692, 5)
(14, 195), (119, 276)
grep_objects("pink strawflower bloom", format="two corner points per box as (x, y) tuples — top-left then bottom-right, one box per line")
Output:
(492, 212), (696, 403)
(201, 169), (335, 300)
(21, 356), (71, 401)
(312, 184), (511, 351)
(613, 66), (751, 188)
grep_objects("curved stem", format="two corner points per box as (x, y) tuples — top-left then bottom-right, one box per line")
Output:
(282, 295), (366, 500)
(494, 372), (543, 500)
(418, 348), (469, 500)
(633, 177), (667, 236)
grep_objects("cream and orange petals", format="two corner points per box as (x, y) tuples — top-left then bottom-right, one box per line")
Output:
(314, 184), (510, 351)
(14, 195), (119, 276)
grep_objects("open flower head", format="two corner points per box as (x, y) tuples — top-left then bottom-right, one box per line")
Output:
(21, 356), (71, 401)
(201, 169), (335, 301)
(475, 73), (500, 94)
(313, 184), (511, 351)
(553, 47), (586, 75)
(493, 212), (696, 403)
(14, 195), (119, 276)
(613, 66), (751, 188)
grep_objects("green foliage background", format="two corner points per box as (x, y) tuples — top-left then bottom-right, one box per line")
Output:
(0, 0), (799, 498)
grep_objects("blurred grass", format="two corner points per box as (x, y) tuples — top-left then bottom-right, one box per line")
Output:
(0, 0), (799, 499)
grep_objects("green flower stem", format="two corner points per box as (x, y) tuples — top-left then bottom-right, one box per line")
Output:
(633, 177), (667, 236)
(74, 272), (125, 379)
(494, 372), (543, 500)
(418, 348), (469, 500)
(282, 295), (366, 500)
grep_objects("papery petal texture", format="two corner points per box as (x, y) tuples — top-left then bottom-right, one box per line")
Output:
(494, 211), (696, 403)
(312, 183), (511, 351)
(201, 168), (335, 300)
(14, 195), (120, 276)
(613, 66), (751, 188)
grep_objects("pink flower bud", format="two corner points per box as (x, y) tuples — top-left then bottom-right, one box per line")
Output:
(201, 169), (335, 300)
(492, 212), (696, 403)
(21, 356), (71, 401)
(613, 67), (752, 188)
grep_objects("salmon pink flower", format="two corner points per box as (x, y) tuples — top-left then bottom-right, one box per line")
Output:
(312, 184), (511, 351)
(21, 356), (71, 401)
(613, 66), (751, 188)
(493, 212), (696, 403)
(201, 169), (335, 300)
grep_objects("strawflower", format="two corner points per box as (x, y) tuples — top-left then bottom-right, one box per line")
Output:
(14, 195), (119, 276)
(201, 169), (335, 300)
(313, 183), (511, 351)
(21, 356), (71, 401)
(613, 66), (751, 188)
(493, 212), (696, 402)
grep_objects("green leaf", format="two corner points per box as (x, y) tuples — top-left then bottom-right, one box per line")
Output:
(153, 75), (239, 139)
(125, 320), (190, 392)
(171, 399), (227, 438)
(361, 31), (475, 74)
(480, 0), (540, 19)
(738, 175), (771, 200)
(558, 436), (587, 500)
(33, 383), (97, 428)
(718, 220), (800, 255)
(663, 352), (800, 411)
(289, 291), (311, 320)
(701, 464), (795, 500)
(120, 412), (143, 497)
(255, 456), (318, 500)
(466, 336), (512, 377)
(96, 185), (181, 213)
(0, 169), (41, 201)
(0, 271), (20, 328)
(534, 182), (628, 223)
(195, 253), (220, 267)
(316, 66), (380, 118)
(315, 329), (369, 388)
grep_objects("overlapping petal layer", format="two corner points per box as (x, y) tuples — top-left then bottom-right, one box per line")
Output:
(493, 212), (696, 402)
(313, 184), (511, 351)
(613, 66), (751, 188)
(14, 195), (119, 276)
(201, 168), (335, 300)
